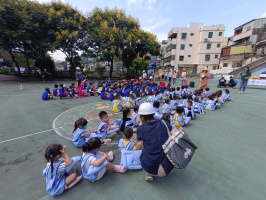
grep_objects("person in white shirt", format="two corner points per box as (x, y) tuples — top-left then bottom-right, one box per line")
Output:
(168, 69), (172, 83)
(172, 69), (177, 85)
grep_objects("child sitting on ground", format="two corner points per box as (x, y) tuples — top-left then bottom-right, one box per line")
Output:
(193, 97), (205, 115)
(205, 94), (216, 111)
(170, 95), (178, 110)
(202, 87), (211, 98)
(118, 128), (142, 170)
(135, 93), (143, 106)
(172, 106), (191, 129)
(153, 100), (163, 120)
(112, 94), (129, 112)
(221, 89), (231, 102)
(184, 100), (196, 120)
(81, 138), (126, 183)
(43, 144), (82, 196)
(97, 111), (120, 139)
(53, 84), (59, 97)
(42, 88), (53, 101)
(162, 99), (175, 115)
(72, 118), (111, 148)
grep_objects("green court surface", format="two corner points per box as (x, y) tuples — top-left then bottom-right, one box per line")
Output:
(0, 77), (266, 200)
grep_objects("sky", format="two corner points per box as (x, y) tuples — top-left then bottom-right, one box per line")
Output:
(36, 0), (266, 60)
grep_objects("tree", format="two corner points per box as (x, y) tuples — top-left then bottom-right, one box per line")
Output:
(94, 66), (105, 77)
(131, 57), (149, 73)
(46, 1), (86, 78)
(87, 8), (140, 78)
(0, 0), (54, 76)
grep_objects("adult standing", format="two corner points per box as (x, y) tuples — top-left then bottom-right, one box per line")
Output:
(172, 69), (177, 85)
(161, 69), (165, 81)
(198, 67), (210, 90)
(168, 69), (172, 83)
(238, 67), (251, 94)
(181, 69), (187, 85)
(75, 67), (84, 86)
(136, 103), (175, 181)
(164, 70), (168, 82)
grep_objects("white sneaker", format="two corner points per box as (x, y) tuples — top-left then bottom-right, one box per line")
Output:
(238, 91), (242, 94)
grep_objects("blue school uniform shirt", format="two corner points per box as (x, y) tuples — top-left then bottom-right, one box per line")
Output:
(43, 160), (66, 196)
(81, 152), (109, 182)
(42, 91), (50, 100)
(59, 88), (67, 97)
(147, 95), (155, 105)
(167, 86), (172, 92)
(72, 128), (98, 148)
(124, 89), (131, 97)
(53, 88), (58, 96)
(147, 86), (153, 94)
(154, 108), (162, 120)
(117, 89), (122, 96)
(170, 100), (178, 110)
(135, 97), (142, 106)
(109, 91), (115, 102)
(100, 91), (106, 100)
(162, 103), (172, 114)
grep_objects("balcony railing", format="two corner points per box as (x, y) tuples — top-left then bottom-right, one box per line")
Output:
(233, 29), (252, 41)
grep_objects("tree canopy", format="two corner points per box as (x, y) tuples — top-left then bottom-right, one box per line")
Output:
(0, 0), (161, 77)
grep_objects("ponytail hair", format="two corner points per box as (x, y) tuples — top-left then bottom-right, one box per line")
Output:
(82, 138), (101, 153)
(73, 118), (88, 132)
(44, 144), (63, 179)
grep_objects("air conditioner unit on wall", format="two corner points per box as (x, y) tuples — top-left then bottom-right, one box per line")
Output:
(256, 49), (263, 55)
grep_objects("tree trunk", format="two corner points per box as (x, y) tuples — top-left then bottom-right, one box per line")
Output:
(8, 49), (20, 77)
(26, 54), (31, 75)
(109, 56), (114, 78)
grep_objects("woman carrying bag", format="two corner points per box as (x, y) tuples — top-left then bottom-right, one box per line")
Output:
(136, 103), (175, 181)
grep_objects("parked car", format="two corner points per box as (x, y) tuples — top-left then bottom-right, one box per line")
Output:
(259, 71), (266, 79)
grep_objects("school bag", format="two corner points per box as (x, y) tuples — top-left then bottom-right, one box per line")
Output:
(112, 100), (121, 112)
(161, 120), (197, 169)
(118, 139), (142, 170)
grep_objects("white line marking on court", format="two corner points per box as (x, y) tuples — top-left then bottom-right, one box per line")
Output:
(0, 129), (54, 144)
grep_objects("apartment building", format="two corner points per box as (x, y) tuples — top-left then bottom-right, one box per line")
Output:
(164, 23), (225, 73)
(220, 18), (266, 70)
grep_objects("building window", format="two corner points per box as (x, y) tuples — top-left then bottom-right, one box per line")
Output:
(190, 33), (194, 36)
(181, 33), (187, 39)
(223, 63), (228, 67)
(205, 55), (210, 61)
(215, 55), (219, 58)
(189, 44), (193, 47)
(218, 32), (222, 36)
(208, 32), (213, 38)
(217, 43), (221, 48)
(207, 43), (211, 49)
(180, 44), (185, 50)
(188, 55), (191, 57)
(179, 56), (184, 61)
(171, 44), (176, 49)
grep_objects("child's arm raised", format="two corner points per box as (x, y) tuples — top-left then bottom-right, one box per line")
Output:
(60, 145), (72, 167)
(91, 152), (108, 166)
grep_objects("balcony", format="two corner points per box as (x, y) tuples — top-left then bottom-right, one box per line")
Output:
(233, 29), (252, 42)
(168, 28), (178, 38)
(230, 44), (252, 55)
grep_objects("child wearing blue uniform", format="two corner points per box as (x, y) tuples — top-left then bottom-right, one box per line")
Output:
(193, 97), (205, 115)
(153, 101), (163, 120)
(81, 138), (126, 182)
(72, 118), (111, 148)
(162, 99), (174, 114)
(43, 144), (82, 196)
(42, 88), (53, 101)
(184, 100), (196, 120)
(118, 128), (142, 170)
(97, 111), (120, 139)
(172, 106), (190, 129)
(53, 84), (59, 96)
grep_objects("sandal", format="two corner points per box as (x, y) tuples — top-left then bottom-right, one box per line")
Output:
(107, 151), (113, 162)
(145, 173), (153, 182)
(114, 165), (127, 173)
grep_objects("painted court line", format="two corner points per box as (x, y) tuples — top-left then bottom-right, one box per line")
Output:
(0, 129), (54, 144)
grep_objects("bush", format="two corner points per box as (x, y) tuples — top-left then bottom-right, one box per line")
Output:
(2, 67), (14, 75)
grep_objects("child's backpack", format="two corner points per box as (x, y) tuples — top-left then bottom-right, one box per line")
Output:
(233, 79), (238, 85)
(172, 113), (181, 127)
(112, 100), (121, 112)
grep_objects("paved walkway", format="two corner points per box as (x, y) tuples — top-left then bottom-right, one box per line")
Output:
(0, 79), (265, 200)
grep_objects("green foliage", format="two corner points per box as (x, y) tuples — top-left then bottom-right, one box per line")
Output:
(1, 67), (14, 75)
(131, 58), (149, 73)
(94, 66), (105, 77)
(35, 56), (55, 74)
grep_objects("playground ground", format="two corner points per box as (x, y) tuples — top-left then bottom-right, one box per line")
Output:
(0, 76), (266, 200)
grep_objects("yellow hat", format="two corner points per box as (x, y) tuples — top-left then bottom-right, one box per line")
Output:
(203, 67), (208, 71)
